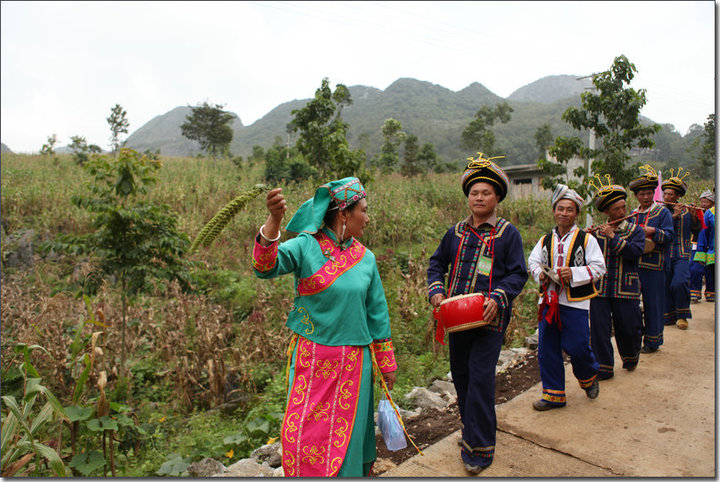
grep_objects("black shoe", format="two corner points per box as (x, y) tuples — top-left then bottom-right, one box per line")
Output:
(624, 364), (637, 371)
(532, 399), (563, 411)
(598, 372), (614, 380)
(640, 346), (658, 353)
(584, 379), (599, 399)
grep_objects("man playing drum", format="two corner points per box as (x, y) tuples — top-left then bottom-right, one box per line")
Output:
(588, 177), (645, 380)
(427, 153), (528, 474)
(527, 184), (606, 411)
(628, 165), (675, 353)
(661, 169), (701, 330)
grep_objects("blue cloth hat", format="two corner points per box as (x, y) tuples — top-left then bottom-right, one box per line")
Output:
(285, 177), (366, 234)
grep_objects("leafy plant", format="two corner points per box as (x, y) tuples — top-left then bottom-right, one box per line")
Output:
(1, 344), (68, 477)
(42, 148), (192, 380)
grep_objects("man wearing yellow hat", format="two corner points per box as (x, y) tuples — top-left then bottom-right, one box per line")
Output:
(628, 165), (675, 353)
(661, 169), (701, 330)
(427, 153), (528, 473)
(588, 176), (645, 379)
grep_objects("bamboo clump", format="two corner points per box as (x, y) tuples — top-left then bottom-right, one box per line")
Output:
(189, 184), (268, 253)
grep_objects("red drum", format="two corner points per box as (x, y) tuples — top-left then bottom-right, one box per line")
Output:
(434, 293), (487, 344)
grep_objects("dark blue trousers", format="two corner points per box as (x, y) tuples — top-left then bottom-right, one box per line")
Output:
(664, 257), (692, 324)
(706, 264), (715, 301)
(639, 269), (665, 349)
(537, 304), (599, 406)
(449, 327), (503, 468)
(690, 254), (705, 301)
(590, 297), (642, 379)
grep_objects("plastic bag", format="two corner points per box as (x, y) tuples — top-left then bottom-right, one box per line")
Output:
(377, 396), (407, 451)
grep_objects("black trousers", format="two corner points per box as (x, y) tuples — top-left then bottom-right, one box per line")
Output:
(590, 297), (642, 378)
(449, 327), (503, 468)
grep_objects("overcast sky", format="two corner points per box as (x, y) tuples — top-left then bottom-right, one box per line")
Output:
(1, 1), (716, 154)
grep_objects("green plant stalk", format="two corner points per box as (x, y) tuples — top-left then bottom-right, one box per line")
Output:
(190, 184), (268, 253)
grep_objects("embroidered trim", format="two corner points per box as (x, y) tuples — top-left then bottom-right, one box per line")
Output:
(371, 339), (397, 373)
(253, 237), (279, 272)
(297, 233), (366, 296)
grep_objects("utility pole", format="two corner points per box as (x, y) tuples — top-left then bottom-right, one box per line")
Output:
(586, 129), (595, 228)
(578, 73), (597, 229)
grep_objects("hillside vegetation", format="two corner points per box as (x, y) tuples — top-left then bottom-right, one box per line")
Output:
(120, 76), (702, 168)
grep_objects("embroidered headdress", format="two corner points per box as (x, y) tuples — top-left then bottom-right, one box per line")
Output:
(628, 164), (659, 193)
(589, 173), (627, 212)
(551, 183), (584, 210)
(700, 189), (715, 203)
(460, 152), (509, 200)
(661, 167), (690, 197)
(285, 177), (366, 234)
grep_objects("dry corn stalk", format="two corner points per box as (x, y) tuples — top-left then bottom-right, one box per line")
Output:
(190, 184), (268, 253)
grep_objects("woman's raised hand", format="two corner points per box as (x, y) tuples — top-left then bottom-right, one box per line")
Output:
(266, 188), (287, 221)
(259, 188), (286, 246)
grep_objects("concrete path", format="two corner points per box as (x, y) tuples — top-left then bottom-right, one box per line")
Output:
(383, 300), (716, 477)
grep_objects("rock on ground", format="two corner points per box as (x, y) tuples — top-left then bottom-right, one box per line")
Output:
(428, 379), (457, 401)
(251, 442), (282, 468)
(404, 387), (448, 410)
(373, 457), (397, 473)
(188, 457), (226, 477)
(5, 229), (35, 270)
(220, 458), (273, 477)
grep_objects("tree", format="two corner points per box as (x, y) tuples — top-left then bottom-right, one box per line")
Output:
(180, 102), (235, 159)
(539, 55), (662, 195)
(688, 113), (716, 178)
(374, 118), (405, 174)
(461, 102), (513, 155)
(69, 135), (102, 166)
(251, 145), (265, 163)
(400, 134), (422, 177)
(40, 134), (57, 156)
(418, 142), (440, 173)
(43, 148), (192, 383)
(533, 123), (553, 159)
(106, 104), (129, 156)
(288, 77), (365, 179)
(263, 141), (316, 184)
